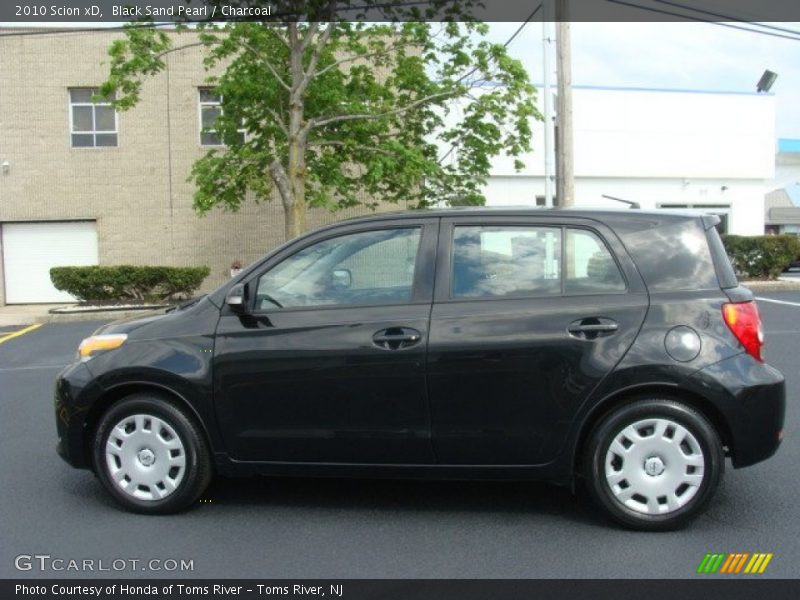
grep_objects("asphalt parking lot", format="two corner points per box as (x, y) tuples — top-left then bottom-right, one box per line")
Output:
(0, 293), (798, 580)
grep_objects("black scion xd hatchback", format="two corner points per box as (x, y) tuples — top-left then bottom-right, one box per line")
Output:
(55, 209), (785, 530)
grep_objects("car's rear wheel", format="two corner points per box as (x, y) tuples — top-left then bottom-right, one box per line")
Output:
(93, 394), (212, 514)
(583, 399), (724, 531)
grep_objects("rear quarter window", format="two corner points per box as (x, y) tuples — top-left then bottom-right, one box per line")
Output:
(621, 219), (719, 292)
(565, 229), (626, 294)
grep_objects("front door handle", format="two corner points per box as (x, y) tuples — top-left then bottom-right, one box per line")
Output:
(567, 318), (619, 340)
(372, 327), (422, 350)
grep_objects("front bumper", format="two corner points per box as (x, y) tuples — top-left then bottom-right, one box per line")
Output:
(55, 361), (103, 469)
(686, 353), (785, 468)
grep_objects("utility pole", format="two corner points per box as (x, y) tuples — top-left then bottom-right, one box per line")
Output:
(555, 0), (575, 206)
(541, 0), (555, 208)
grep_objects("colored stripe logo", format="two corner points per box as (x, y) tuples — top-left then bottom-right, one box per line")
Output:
(697, 553), (773, 574)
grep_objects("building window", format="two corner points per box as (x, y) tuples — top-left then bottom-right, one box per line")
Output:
(69, 88), (117, 148)
(198, 88), (245, 146)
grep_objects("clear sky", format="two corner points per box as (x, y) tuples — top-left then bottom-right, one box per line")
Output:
(486, 21), (800, 139)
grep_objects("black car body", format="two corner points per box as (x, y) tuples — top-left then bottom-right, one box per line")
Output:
(55, 208), (785, 529)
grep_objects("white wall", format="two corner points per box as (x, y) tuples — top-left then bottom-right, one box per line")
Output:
(488, 87), (776, 179)
(483, 176), (765, 235)
(475, 87), (776, 236)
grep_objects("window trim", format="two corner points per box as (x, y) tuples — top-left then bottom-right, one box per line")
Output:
(437, 219), (630, 304)
(68, 87), (118, 149)
(246, 223), (435, 315)
(197, 87), (246, 147)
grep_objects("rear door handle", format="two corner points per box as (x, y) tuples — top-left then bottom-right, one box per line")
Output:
(567, 318), (619, 340)
(372, 327), (422, 350)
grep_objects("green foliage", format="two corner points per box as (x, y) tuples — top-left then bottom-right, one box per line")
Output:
(101, 3), (540, 234)
(50, 266), (211, 303)
(721, 235), (800, 280)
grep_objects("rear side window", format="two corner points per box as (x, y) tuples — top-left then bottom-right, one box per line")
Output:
(452, 226), (561, 298)
(450, 225), (626, 299)
(565, 229), (626, 294)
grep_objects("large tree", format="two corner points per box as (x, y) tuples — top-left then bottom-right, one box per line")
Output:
(102, 1), (540, 238)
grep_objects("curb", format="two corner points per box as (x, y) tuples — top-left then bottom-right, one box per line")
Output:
(741, 280), (800, 293)
(37, 308), (167, 324)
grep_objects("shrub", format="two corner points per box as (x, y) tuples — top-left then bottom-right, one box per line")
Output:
(721, 235), (800, 280)
(50, 265), (211, 304)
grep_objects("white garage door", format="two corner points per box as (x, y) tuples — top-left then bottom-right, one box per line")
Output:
(2, 221), (98, 303)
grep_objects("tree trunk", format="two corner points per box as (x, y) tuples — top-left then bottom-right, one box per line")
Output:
(266, 129), (307, 240)
(286, 134), (307, 239)
(268, 159), (294, 239)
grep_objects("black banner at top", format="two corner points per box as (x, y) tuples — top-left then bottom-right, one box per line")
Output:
(2, 0), (800, 23)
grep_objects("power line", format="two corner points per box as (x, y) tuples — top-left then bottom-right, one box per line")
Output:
(439, 4), (542, 165)
(455, 5), (541, 86)
(504, 7), (542, 48)
(605, 0), (800, 42)
(652, 0), (800, 38)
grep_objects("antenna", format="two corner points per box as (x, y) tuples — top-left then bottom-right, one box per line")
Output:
(601, 194), (640, 209)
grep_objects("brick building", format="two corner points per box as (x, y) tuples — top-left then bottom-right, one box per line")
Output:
(0, 28), (394, 304)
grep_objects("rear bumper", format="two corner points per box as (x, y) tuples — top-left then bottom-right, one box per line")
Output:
(686, 353), (785, 469)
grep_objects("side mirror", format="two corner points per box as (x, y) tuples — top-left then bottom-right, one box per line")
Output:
(331, 268), (352, 290)
(225, 283), (248, 312)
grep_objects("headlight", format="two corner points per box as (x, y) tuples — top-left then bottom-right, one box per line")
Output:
(77, 334), (127, 361)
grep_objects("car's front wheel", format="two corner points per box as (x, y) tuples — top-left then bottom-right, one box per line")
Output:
(93, 394), (212, 514)
(583, 399), (724, 531)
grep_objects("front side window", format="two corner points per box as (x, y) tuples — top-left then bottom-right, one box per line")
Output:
(199, 88), (245, 146)
(452, 226), (562, 298)
(69, 88), (117, 148)
(256, 228), (422, 310)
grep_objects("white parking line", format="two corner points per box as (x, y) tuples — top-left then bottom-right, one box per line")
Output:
(756, 297), (800, 308)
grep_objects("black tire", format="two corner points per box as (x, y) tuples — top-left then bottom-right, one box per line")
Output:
(92, 394), (213, 514)
(582, 399), (724, 531)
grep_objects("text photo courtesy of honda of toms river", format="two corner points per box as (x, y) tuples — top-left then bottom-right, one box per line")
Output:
(55, 208), (785, 530)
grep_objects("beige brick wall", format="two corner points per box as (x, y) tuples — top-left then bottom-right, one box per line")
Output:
(0, 29), (406, 305)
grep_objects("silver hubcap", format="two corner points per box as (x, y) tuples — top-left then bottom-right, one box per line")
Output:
(604, 418), (705, 515)
(105, 414), (186, 501)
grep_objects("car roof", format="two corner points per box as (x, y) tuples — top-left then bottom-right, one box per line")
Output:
(340, 206), (708, 227)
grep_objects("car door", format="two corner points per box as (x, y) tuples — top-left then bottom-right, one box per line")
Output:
(213, 218), (438, 464)
(427, 216), (649, 465)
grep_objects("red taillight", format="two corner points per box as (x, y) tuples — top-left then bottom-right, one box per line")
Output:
(722, 301), (764, 362)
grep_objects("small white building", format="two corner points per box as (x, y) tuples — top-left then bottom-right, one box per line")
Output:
(765, 139), (800, 235)
(482, 86), (776, 235)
